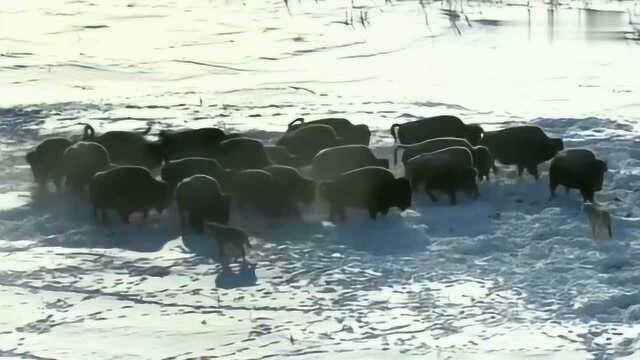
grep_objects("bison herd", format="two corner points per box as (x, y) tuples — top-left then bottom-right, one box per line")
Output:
(25, 115), (608, 266)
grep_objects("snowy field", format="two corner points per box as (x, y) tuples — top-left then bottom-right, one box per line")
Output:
(3, 0), (640, 358)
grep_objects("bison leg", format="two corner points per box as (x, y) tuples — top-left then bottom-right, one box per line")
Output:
(426, 188), (438, 203)
(329, 203), (345, 222)
(549, 178), (558, 200)
(368, 207), (378, 220)
(381, 207), (389, 215)
(448, 190), (457, 206)
(71, 180), (83, 193)
(189, 214), (204, 233)
(53, 176), (63, 193)
(101, 209), (110, 225)
(517, 165), (525, 178)
(410, 180), (420, 193)
(219, 243), (231, 270)
(240, 245), (247, 264)
(177, 208), (187, 231)
(119, 211), (130, 224)
(580, 189), (595, 203)
(36, 178), (48, 193)
(64, 177), (73, 192)
(526, 165), (539, 180)
(93, 207), (100, 224)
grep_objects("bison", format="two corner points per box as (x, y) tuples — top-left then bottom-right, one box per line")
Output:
(90, 166), (170, 224)
(287, 117), (371, 146)
(161, 157), (231, 191)
(390, 115), (484, 146)
(321, 166), (411, 221)
(405, 147), (479, 205)
(311, 145), (389, 180)
(480, 125), (563, 180)
(157, 127), (229, 160)
(25, 137), (73, 192)
(82, 124), (163, 170)
(176, 175), (231, 233)
(263, 165), (315, 205)
(549, 149), (607, 202)
(277, 124), (343, 165)
(63, 141), (111, 192)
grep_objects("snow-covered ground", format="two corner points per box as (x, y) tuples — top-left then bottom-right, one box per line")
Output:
(3, 0), (640, 358)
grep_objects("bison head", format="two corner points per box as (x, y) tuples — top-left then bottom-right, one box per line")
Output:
(466, 124), (484, 146)
(391, 177), (412, 211)
(549, 138), (564, 153)
(25, 150), (45, 181)
(460, 167), (480, 199)
(352, 124), (371, 146)
(589, 159), (608, 191)
(472, 146), (494, 181)
(301, 178), (316, 204)
(153, 180), (172, 214)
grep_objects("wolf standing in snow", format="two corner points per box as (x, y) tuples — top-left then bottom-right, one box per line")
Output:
(583, 202), (612, 240)
(206, 222), (251, 268)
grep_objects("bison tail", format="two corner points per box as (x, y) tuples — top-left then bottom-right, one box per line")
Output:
(390, 124), (400, 143)
(288, 117), (305, 129)
(140, 123), (152, 136)
(79, 123), (95, 140)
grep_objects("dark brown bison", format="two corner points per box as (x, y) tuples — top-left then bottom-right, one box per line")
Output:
(206, 222), (251, 268)
(321, 166), (411, 221)
(390, 115), (484, 145)
(264, 165), (315, 205)
(395, 137), (494, 181)
(480, 125), (564, 180)
(82, 124), (163, 170)
(311, 145), (389, 180)
(549, 149), (607, 202)
(157, 127), (229, 160)
(288, 117), (371, 146)
(264, 145), (299, 167)
(62, 141), (110, 192)
(25, 137), (73, 192)
(473, 145), (494, 181)
(394, 137), (473, 166)
(405, 147), (479, 205)
(90, 166), (170, 224)
(176, 175), (231, 233)
(230, 169), (294, 216)
(160, 157), (231, 191)
(276, 124), (343, 165)
(215, 137), (272, 171)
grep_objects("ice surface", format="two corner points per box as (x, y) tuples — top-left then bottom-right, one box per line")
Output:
(3, 0), (640, 358)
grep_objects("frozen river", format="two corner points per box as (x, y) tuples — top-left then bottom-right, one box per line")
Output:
(2, 0), (640, 358)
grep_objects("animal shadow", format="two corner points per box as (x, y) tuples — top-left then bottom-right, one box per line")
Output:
(215, 262), (258, 289)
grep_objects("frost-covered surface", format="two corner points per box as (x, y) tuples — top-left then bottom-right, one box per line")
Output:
(3, 0), (640, 359)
